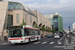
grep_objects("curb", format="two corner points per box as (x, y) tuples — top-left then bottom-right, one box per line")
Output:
(0, 43), (8, 45)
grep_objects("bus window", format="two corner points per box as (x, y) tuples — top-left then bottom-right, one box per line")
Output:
(34, 30), (38, 35)
(33, 30), (40, 35)
(24, 29), (29, 36)
(24, 29), (40, 36)
(9, 29), (22, 37)
(29, 29), (33, 36)
(38, 30), (40, 35)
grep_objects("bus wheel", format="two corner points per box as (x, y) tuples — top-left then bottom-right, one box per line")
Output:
(28, 38), (31, 43)
(37, 37), (39, 41)
(15, 43), (18, 45)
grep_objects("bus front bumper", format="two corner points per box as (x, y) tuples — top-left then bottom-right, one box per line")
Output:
(9, 40), (23, 44)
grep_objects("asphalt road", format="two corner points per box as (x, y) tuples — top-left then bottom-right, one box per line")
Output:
(0, 36), (75, 50)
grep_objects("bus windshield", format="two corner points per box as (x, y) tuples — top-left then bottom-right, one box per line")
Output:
(9, 29), (22, 37)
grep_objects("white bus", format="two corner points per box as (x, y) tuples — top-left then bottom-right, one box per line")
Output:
(8, 25), (41, 44)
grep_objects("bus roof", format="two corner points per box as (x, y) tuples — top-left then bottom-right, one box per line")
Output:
(24, 25), (39, 30)
(9, 25), (39, 30)
(24, 27), (39, 30)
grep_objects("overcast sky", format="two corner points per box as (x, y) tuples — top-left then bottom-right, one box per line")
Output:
(10, 0), (75, 31)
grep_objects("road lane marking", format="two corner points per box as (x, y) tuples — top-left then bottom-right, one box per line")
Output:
(42, 42), (47, 44)
(49, 42), (54, 44)
(57, 36), (64, 42)
(34, 41), (40, 44)
(58, 42), (62, 44)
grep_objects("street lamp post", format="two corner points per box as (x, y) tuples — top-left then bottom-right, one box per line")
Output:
(68, 26), (71, 44)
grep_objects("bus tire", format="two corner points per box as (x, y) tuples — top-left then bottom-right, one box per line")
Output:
(28, 38), (31, 43)
(37, 37), (39, 41)
(15, 43), (18, 45)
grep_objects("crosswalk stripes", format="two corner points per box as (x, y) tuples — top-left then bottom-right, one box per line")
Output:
(41, 42), (47, 44)
(33, 41), (62, 45)
(49, 42), (54, 44)
(58, 42), (62, 44)
(33, 41), (40, 44)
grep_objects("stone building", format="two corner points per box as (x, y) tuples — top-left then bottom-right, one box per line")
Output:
(0, 1), (52, 41)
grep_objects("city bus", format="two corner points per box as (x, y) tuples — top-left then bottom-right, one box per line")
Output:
(8, 25), (41, 44)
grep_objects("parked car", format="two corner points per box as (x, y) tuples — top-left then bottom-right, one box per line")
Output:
(41, 34), (43, 38)
(66, 34), (69, 38)
(59, 33), (63, 37)
(45, 34), (48, 37)
(54, 34), (60, 38)
(47, 34), (53, 38)
(52, 34), (54, 37)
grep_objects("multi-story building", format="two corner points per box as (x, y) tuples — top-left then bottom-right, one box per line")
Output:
(44, 12), (63, 33)
(0, 0), (52, 40)
(44, 14), (53, 27)
(72, 22), (75, 31)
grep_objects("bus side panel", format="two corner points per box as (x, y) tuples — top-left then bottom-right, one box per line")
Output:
(24, 36), (31, 43)
(30, 35), (41, 41)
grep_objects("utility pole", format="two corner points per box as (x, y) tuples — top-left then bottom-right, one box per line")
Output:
(69, 26), (71, 33)
(68, 26), (71, 44)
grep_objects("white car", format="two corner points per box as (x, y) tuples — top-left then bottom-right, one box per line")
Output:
(66, 34), (69, 38)
(54, 34), (60, 38)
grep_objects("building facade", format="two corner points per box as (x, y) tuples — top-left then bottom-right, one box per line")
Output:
(0, 0), (52, 39)
(72, 22), (75, 31)
(44, 12), (63, 33)
(44, 14), (53, 26)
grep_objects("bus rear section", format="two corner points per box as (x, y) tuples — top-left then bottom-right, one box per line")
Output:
(8, 26), (41, 44)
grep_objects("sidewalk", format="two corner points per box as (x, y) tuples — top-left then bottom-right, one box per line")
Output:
(66, 36), (75, 46)
(0, 41), (8, 45)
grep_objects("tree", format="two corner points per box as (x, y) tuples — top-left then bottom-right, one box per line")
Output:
(51, 29), (55, 34)
(73, 30), (75, 32)
(41, 25), (45, 31)
(41, 25), (45, 36)
(20, 19), (26, 25)
(46, 28), (49, 32)
(35, 24), (38, 28)
(46, 27), (51, 32)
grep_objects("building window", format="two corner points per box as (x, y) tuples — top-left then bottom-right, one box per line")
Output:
(8, 3), (24, 10)
(7, 15), (13, 28)
(16, 14), (19, 23)
(30, 15), (32, 23)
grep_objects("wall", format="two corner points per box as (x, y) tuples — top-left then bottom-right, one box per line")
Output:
(37, 12), (52, 29)
(40, 31), (52, 37)
(0, 1), (8, 36)
(37, 12), (42, 25)
(13, 10), (23, 25)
